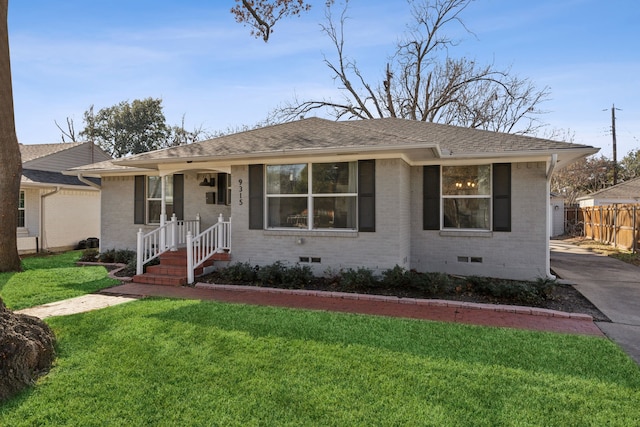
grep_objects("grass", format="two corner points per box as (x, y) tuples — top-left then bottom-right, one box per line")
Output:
(0, 251), (119, 310)
(561, 236), (640, 266)
(1, 298), (639, 426)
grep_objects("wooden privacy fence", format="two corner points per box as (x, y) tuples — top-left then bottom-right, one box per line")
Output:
(578, 204), (640, 253)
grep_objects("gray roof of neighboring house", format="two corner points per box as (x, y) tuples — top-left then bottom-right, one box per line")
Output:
(577, 177), (640, 201)
(21, 169), (101, 187)
(19, 142), (85, 162)
(67, 117), (599, 174)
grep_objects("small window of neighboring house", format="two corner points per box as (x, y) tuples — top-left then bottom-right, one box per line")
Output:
(18, 190), (25, 228)
(146, 176), (174, 224)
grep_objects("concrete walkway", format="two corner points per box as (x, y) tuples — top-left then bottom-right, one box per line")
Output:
(16, 294), (137, 319)
(550, 239), (640, 365)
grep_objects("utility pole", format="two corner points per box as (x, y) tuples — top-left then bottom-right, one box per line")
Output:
(611, 104), (618, 185)
(605, 104), (621, 185)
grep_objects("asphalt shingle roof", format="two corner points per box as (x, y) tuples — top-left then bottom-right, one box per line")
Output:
(21, 169), (101, 187)
(578, 177), (640, 200)
(19, 142), (84, 162)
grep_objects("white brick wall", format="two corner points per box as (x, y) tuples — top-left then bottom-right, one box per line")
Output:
(410, 162), (550, 281)
(230, 160), (411, 275)
(100, 173), (231, 251)
(102, 160), (551, 281)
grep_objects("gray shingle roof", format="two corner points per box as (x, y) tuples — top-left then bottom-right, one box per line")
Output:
(19, 142), (84, 162)
(66, 117), (598, 174)
(578, 177), (640, 201)
(22, 169), (100, 187)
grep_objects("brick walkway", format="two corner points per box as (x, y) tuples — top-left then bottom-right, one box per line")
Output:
(101, 282), (604, 336)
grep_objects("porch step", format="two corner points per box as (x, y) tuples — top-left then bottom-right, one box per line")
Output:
(132, 249), (231, 287)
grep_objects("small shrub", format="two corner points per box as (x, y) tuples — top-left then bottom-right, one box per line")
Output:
(257, 261), (287, 286)
(411, 271), (456, 294)
(217, 262), (258, 284)
(340, 267), (378, 291)
(282, 264), (314, 289)
(79, 248), (99, 262)
(113, 249), (136, 264)
(98, 249), (116, 263)
(380, 265), (412, 289)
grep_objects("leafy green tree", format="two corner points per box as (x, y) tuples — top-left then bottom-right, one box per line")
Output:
(619, 148), (640, 181)
(80, 98), (169, 158)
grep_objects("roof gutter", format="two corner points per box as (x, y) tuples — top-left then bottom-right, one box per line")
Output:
(77, 173), (101, 190)
(40, 186), (61, 252)
(546, 154), (558, 179)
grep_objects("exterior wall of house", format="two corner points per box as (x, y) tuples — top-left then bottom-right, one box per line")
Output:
(42, 189), (101, 251)
(549, 197), (565, 237)
(578, 198), (638, 208)
(100, 172), (231, 252)
(229, 159), (411, 275)
(410, 161), (550, 281)
(17, 188), (41, 254)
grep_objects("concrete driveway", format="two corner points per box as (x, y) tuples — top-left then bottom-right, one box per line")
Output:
(550, 240), (640, 365)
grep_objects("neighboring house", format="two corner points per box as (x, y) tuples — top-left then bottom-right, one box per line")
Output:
(18, 142), (112, 254)
(67, 118), (597, 281)
(549, 193), (566, 237)
(576, 177), (640, 207)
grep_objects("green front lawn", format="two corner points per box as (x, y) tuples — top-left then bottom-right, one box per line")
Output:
(1, 299), (639, 426)
(0, 251), (119, 310)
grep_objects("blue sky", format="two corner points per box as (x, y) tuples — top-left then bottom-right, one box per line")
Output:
(8, 0), (640, 158)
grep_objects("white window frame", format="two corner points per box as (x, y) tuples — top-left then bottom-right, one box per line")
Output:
(441, 164), (492, 230)
(146, 176), (173, 225)
(265, 162), (358, 231)
(18, 190), (25, 228)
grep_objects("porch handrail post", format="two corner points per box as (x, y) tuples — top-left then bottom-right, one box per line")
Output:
(159, 215), (166, 251)
(196, 213), (201, 235)
(228, 216), (232, 249)
(217, 213), (224, 249)
(186, 231), (195, 285)
(170, 213), (178, 251)
(136, 228), (143, 276)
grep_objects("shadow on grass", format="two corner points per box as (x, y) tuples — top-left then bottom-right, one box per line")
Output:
(147, 299), (640, 388)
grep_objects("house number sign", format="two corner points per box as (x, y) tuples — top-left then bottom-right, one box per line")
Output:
(238, 179), (243, 205)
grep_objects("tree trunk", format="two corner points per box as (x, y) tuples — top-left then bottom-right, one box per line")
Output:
(0, 0), (23, 272)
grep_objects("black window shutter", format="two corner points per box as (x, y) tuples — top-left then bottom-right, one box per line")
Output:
(358, 160), (376, 232)
(173, 174), (184, 220)
(493, 163), (511, 232)
(423, 165), (440, 230)
(249, 165), (264, 230)
(134, 175), (145, 224)
(217, 173), (228, 205)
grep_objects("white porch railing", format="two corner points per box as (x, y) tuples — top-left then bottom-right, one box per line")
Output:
(136, 213), (201, 275)
(186, 214), (231, 284)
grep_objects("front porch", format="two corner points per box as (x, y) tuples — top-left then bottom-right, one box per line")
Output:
(133, 213), (231, 286)
(132, 248), (231, 286)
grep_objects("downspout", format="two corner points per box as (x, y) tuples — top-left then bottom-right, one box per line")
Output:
(77, 173), (101, 190)
(545, 154), (558, 280)
(40, 186), (61, 252)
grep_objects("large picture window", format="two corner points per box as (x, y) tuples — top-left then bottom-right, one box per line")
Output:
(266, 162), (358, 230)
(147, 176), (173, 224)
(18, 190), (25, 228)
(442, 165), (491, 230)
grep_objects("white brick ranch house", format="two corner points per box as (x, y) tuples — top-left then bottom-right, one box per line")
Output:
(66, 118), (598, 283)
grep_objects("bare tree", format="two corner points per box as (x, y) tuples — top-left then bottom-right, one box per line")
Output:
(272, 0), (549, 135)
(231, 0), (315, 42)
(55, 117), (78, 142)
(551, 155), (615, 205)
(0, 0), (23, 272)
